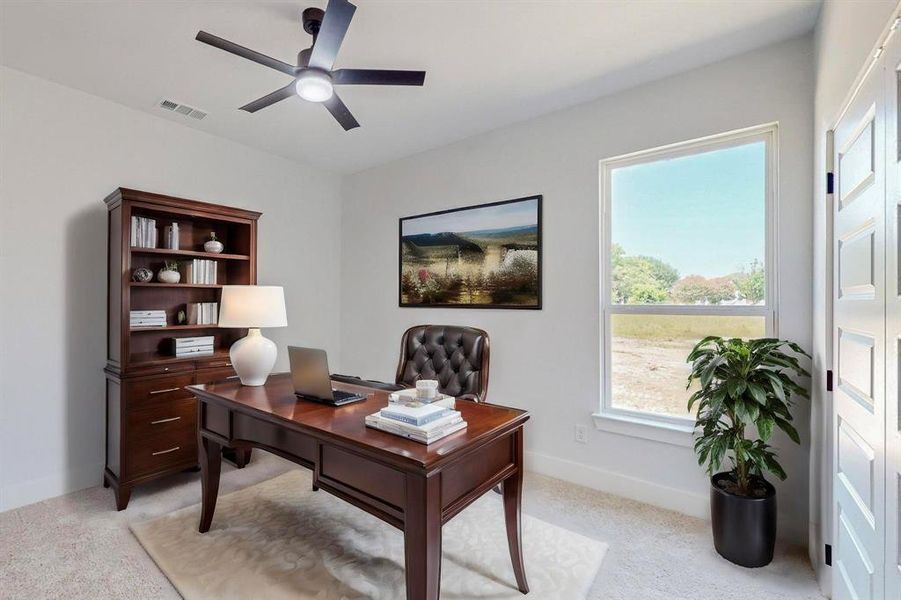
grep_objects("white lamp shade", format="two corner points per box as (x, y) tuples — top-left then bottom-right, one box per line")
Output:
(218, 285), (287, 328)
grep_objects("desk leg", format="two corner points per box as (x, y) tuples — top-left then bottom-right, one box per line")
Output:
(199, 436), (222, 533)
(404, 473), (441, 600)
(503, 430), (529, 594)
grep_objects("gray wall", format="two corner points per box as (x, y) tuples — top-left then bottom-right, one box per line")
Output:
(340, 36), (815, 545)
(0, 66), (343, 509)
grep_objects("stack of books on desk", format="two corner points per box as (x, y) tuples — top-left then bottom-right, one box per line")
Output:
(130, 310), (166, 328)
(366, 389), (465, 444)
(173, 335), (214, 358)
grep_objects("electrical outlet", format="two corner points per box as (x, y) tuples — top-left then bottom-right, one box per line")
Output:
(574, 424), (588, 444)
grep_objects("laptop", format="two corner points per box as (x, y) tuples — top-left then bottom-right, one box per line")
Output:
(288, 346), (367, 406)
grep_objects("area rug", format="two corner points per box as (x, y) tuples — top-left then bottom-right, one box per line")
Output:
(131, 470), (606, 599)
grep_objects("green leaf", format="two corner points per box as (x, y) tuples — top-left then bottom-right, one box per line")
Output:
(757, 414), (775, 442)
(746, 382), (767, 405)
(775, 417), (800, 444)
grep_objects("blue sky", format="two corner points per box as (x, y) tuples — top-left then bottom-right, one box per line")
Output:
(403, 198), (538, 236)
(611, 141), (765, 278)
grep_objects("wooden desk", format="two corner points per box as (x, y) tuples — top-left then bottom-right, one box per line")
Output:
(187, 373), (530, 599)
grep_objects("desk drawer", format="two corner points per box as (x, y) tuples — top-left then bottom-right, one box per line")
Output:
(319, 445), (405, 508)
(128, 397), (196, 442)
(126, 374), (194, 410)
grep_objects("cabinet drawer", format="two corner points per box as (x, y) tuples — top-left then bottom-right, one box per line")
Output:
(128, 433), (197, 479)
(128, 397), (196, 442)
(196, 357), (233, 370)
(125, 374), (194, 410)
(319, 445), (405, 509)
(194, 367), (238, 385)
(127, 362), (194, 378)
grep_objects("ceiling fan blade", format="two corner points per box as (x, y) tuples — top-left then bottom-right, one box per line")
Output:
(239, 83), (297, 113)
(308, 0), (356, 71)
(323, 92), (360, 130)
(332, 69), (425, 86)
(196, 31), (297, 76)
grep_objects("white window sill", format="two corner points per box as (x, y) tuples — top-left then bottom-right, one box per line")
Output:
(591, 410), (695, 447)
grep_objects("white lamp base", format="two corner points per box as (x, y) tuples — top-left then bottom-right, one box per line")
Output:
(229, 328), (277, 386)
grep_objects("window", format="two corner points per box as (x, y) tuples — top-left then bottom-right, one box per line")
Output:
(598, 124), (776, 435)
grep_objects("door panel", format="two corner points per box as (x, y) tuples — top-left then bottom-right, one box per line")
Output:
(883, 32), (901, 599)
(833, 53), (886, 600)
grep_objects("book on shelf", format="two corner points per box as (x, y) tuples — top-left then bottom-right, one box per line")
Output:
(365, 412), (467, 444)
(186, 302), (218, 325)
(130, 319), (166, 328)
(130, 216), (158, 248)
(173, 335), (214, 348)
(130, 309), (167, 328)
(174, 346), (214, 358)
(180, 259), (218, 285)
(173, 336), (215, 358)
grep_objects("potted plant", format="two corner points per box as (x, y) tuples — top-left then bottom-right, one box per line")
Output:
(686, 336), (809, 567)
(157, 261), (181, 284)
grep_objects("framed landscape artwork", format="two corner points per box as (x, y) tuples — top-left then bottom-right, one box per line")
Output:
(399, 195), (542, 309)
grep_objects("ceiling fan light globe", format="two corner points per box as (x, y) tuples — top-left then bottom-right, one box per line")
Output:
(295, 70), (334, 103)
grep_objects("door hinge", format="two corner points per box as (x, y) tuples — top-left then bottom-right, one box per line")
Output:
(826, 172), (835, 195)
(826, 370), (834, 392)
(825, 543), (832, 566)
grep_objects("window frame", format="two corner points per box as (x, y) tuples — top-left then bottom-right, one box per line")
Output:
(595, 123), (779, 440)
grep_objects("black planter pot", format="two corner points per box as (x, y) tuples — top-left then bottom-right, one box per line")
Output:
(710, 472), (776, 568)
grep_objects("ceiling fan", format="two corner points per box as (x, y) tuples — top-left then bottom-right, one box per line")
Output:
(196, 0), (425, 130)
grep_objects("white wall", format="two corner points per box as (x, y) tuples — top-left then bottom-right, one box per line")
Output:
(810, 0), (898, 592)
(340, 37), (815, 545)
(0, 66), (343, 510)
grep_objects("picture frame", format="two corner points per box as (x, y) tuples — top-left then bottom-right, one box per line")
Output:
(398, 195), (542, 309)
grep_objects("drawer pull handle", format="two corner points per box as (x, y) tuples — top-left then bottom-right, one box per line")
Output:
(151, 416), (181, 425)
(152, 446), (180, 456)
(149, 387), (181, 395)
(226, 362), (232, 367)
(226, 375), (240, 380)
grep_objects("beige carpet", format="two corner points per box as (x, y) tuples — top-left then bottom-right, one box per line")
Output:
(0, 453), (824, 599)
(130, 470), (606, 599)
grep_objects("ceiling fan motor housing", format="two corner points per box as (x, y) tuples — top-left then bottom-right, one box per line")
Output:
(302, 8), (325, 36)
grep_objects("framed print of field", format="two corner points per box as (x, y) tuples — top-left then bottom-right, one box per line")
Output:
(399, 195), (542, 309)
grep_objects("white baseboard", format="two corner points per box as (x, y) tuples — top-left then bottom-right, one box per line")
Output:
(0, 461), (103, 512)
(524, 450), (709, 520)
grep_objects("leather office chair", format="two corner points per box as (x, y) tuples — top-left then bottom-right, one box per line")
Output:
(332, 325), (491, 402)
(395, 324), (490, 402)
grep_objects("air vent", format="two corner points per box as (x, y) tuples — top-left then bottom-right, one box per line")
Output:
(157, 98), (207, 120)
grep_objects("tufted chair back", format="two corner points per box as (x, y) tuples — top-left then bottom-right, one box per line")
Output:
(395, 325), (490, 403)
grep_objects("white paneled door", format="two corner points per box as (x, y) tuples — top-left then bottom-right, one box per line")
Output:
(883, 29), (901, 599)
(832, 47), (886, 600)
(833, 25), (901, 599)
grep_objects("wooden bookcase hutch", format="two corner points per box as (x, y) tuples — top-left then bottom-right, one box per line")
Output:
(103, 188), (260, 510)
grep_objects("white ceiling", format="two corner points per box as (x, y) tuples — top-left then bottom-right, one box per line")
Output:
(1, 1), (821, 174)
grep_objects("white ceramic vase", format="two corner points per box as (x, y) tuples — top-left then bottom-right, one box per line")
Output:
(229, 328), (277, 386)
(158, 269), (181, 284)
(204, 239), (224, 254)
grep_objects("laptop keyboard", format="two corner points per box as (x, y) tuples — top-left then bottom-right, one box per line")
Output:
(332, 390), (364, 403)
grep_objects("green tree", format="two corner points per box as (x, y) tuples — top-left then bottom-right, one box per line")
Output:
(733, 260), (765, 304)
(672, 275), (736, 305)
(611, 244), (678, 304)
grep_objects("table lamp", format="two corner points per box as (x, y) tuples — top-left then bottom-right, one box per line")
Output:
(218, 285), (287, 386)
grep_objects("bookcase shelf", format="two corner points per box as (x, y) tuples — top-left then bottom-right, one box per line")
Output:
(129, 324), (225, 333)
(131, 247), (251, 261)
(130, 282), (223, 289)
(104, 187), (260, 510)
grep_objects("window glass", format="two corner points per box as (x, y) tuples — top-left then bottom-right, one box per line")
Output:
(610, 314), (767, 418)
(610, 142), (766, 306)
